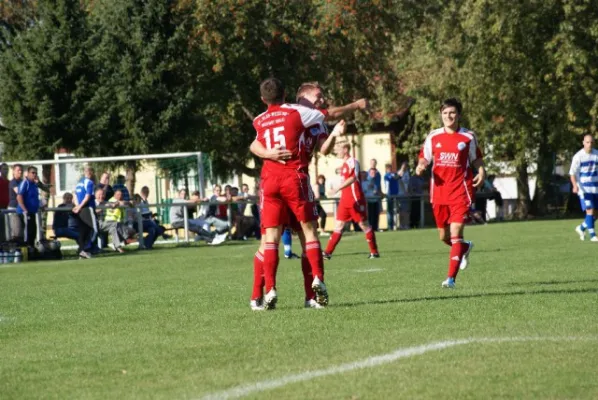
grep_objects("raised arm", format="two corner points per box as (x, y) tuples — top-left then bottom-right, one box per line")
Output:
(317, 120), (346, 155)
(327, 99), (369, 120)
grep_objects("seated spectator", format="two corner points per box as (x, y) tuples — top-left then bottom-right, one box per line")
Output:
(129, 193), (158, 249)
(112, 175), (130, 201)
(140, 186), (170, 240)
(209, 184), (229, 221)
(95, 188), (126, 253)
(53, 192), (79, 241)
(170, 189), (227, 244)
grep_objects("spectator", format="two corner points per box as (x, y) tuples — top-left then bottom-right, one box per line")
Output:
(16, 166), (41, 246)
(112, 175), (130, 201)
(238, 184), (251, 215)
(8, 164), (23, 242)
(97, 172), (114, 201)
(313, 174), (328, 236)
(130, 193), (158, 249)
(140, 186), (170, 240)
(209, 184), (229, 221)
(487, 175), (504, 221)
(397, 161), (411, 230)
(170, 189), (227, 244)
(363, 169), (381, 231)
(383, 164), (400, 231)
(409, 172), (426, 228)
(95, 188), (126, 253)
(53, 192), (79, 241)
(0, 163), (9, 241)
(369, 159), (382, 189)
(73, 166), (98, 259)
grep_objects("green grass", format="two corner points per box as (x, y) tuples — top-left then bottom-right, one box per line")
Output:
(1, 220), (597, 399)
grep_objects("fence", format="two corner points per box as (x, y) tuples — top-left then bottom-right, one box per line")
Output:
(1, 192), (502, 251)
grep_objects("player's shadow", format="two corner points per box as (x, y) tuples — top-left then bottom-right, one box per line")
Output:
(336, 248), (504, 257)
(335, 287), (598, 308)
(506, 278), (598, 286)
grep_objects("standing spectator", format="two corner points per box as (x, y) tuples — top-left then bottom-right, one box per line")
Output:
(0, 163), (9, 241)
(97, 172), (114, 201)
(237, 183), (251, 216)
(209, 184), (228, 220)
(8, 164), (23, 242)
(369, 159), (382, 189)
(314, 174), (328, 236)
(487, 175), (504, 221)
(112, 175), (130, 201)
(16, 166), (40, 246)
(363, 169), (381, 231)
(53, 192), (79, 241)
(409, 172), (426, 228)
(383, 164), (400, 231)
(397, 161), (411, 229)
(73, 167), (97, 259)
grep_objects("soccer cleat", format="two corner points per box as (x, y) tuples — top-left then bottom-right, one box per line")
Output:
(441, 277), (456, 288)
(284, 252), (300, 260)
(459, 241), (474, 270)
(591, 236), (598, 242)
(250, 299), (265, 311)
(322, 252), (332, 260)
(575, 225), (586, 241)
(368, 253), (380, 259)
(263, 289), (278, 310)
(304, 299), (325, 309)
(311, 277), (329, 306)
(79, 251), (92, 259)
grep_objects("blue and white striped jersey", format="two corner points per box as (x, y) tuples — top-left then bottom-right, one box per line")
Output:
(569, 148), (598, 195)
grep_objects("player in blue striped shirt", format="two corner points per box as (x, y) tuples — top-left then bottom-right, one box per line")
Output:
(569, 134), (598, 242)
(73, 167), (98, 258)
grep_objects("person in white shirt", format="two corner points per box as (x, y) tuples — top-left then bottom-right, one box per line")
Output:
(570, 134), (598, 241)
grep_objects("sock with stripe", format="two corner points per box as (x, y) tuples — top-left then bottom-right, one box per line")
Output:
(585, 214), (595, 238)
(252, 251), (265, 300)
(305, 240), (324, 281)
(365, 227), (378, 254)
(324, 229), (342, 254)
(301, 254), (315, 300)
(263, 242), (279, 293)
(448, 236), (467, 279)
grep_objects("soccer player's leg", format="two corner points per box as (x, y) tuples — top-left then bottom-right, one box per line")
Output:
(583, 194), (597, 241)
(250, 234), (266, 311)
(323, 218), (346, 259)
(442, 203), (472, 288)
(355, 202), (379, 258)
(260, 179), (285, 309)
(296, 229), (321, 308)
(575, 194), (590, 240)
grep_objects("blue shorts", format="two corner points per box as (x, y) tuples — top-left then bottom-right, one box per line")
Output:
(579, 193), (598, 211)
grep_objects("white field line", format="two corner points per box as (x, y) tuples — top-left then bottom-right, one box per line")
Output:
(200, 336), (597, 400)
(355, 268), (384, 273)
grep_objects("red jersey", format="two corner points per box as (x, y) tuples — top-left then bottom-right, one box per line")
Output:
(419, 127), (482, 206)
(339, 157), (365, 205)
(253, 104), (327, 174)
(0, 177), (8, 208)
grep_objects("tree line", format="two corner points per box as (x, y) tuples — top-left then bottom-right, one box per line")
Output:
(1, 0), (596, 216)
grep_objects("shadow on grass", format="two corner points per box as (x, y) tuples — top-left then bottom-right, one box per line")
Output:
(334, 287), (598, 308)
(335, 248), (505, 258)
(506, 278), (598, 286)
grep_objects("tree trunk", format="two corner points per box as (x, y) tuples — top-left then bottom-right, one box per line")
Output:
(125, 160), (137, 197)
(515, 159), (531, 219)
(531, 128), (554, 216)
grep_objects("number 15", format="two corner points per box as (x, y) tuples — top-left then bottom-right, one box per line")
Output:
(264, 127), (286, 149)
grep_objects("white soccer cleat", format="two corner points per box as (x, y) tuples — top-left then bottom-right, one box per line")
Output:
(304, 299), (325, 309)
(441, 278), (456, 288)
(209, 232), (228, 246)
(459, 241), (473, 270)
(575, 226), (586, 241)
(250, 299), (264, 311)
(263, 289), (278, 310)
(311, 277), (329, 306)
(591, 236), (598, 242)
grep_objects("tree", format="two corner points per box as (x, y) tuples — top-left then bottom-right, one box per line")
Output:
(86, 0), (202, 193)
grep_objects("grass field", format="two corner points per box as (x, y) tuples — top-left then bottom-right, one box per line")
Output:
(1, 219), (597, 399)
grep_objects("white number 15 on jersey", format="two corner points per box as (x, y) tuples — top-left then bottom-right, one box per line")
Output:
(264, 127), (286, 149)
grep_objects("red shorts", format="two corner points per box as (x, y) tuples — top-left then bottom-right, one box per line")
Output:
(432, 203), (470, 228)
(336, 200), (367, 223)
(260, 170), (318, 229)
(260, 206), (302, 235)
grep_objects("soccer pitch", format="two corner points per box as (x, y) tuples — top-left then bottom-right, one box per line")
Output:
(1, 220), (597, 399)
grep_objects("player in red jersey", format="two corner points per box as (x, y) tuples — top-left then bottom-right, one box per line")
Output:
(249, 82), (365, 310)
(322, 143), (380, 259)
(250, 77), (335, 310)
(415, 98), (485, 288)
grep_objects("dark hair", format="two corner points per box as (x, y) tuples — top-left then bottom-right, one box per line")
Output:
(27, 166), (37, 173)
(583, 133), (594, 140)
(141, 186), (149, 192)
(440, 98), (463, 114)
(296, 81), (322, 101)
(317, 174), (326, 181)
(260, 78), (285, 104)
(13, 163), (23, 170)
(343, 143), (351, 151)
